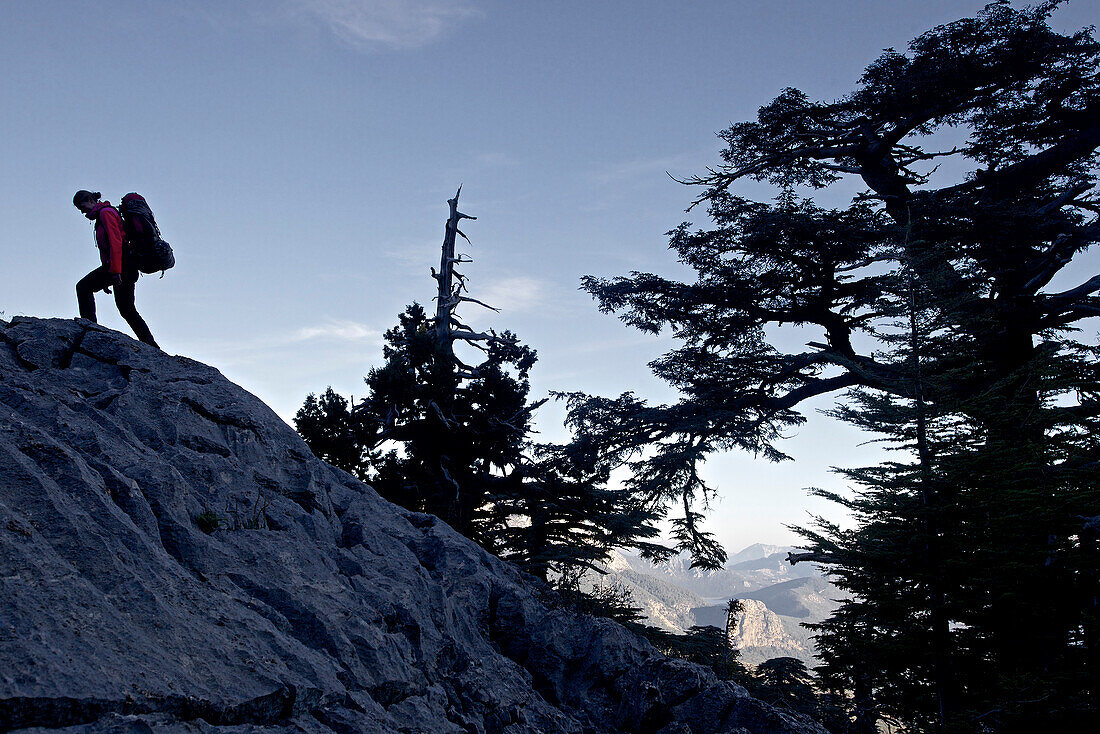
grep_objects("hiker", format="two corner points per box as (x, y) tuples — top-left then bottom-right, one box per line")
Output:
(73, 190), (159, 348)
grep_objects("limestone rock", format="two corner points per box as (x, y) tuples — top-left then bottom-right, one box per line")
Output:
(692, 599), (812, 667)
(728, 600), (809, 663)
(0, 317), (826, 734)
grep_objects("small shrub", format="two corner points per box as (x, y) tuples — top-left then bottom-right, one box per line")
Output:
(196, 511), (226, 534)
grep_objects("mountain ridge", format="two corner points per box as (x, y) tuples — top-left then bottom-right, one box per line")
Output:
(0, 317), (824, 733)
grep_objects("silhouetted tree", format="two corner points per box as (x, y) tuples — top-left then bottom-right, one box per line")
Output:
(571, 2), (1100, 729)
(490, 434), (667, 581)
(352, 299), (537, 533)
(755, 658), (817, 711)
(297, 189), (664, 584)
(739, 656), (849, 732)
(295, 387), (368, 479)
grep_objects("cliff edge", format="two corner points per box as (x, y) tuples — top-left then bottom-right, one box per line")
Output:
(0, 317), (824, 734)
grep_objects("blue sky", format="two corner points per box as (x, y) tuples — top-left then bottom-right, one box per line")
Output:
(2, 0), (1095, 550)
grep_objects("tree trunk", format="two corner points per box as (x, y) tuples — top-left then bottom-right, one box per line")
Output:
(435, 189), (464, 355)
(907, 271), (956, 732)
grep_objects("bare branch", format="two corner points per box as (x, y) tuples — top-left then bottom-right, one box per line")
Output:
(438, 456), (460, 501)
(1036, 180), (1095, 216)
(766, 373), (864, 412)
(805, 341), (905, 389)
(820, 163), (863, 174)
(1039, 300), (1100, 328)
(1023, 223), (1100, 295)
(895, 145), (960, 165)
(450, 329), (499, 343)
(459, 296), (501, 313)
(485, 398), (550, 434)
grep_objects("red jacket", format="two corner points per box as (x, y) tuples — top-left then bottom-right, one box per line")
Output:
(86, 201), (125, 275)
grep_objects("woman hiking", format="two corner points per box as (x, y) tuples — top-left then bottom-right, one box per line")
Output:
(73, 190), (159, 348)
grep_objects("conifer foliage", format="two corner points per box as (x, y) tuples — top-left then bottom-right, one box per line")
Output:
(574, 2), (1099, 729)
(297, 189), (661, 583)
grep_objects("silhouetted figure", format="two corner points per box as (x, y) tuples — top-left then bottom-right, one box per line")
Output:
(73, 190), (159, 348)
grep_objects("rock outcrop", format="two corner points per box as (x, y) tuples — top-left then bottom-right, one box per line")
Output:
(740, 577), (840, 621)
(692, 600), (809, 667)
(690, 577), (842, 667)
(0, 318), (825, 734)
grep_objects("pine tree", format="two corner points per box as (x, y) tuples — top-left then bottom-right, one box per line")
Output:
(295, 387), (367, 479)
(352, 300), (538, 534)
(633, 598), (745, 682)
(296, 189), (664, 584)
(571, 3), (1100, 729)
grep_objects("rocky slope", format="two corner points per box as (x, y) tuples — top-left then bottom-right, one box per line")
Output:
(0, 317), (825, 734)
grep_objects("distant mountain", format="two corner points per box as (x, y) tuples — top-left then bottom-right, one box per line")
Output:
(727, 543), (789, 565)
(729, 552), (821, 575)
(694, 599), (814, 667)
(581, 554), (710, 632)
(741, 576), (841, 620)
(589, 547), (842, 667)
(615, 547), (814, 599)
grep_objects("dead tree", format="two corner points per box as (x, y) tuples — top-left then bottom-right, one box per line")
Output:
(423, 187), (542, 532)
(431, 186), (516, 374)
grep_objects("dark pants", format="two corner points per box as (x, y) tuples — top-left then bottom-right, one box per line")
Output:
(76, 266), (159, 348)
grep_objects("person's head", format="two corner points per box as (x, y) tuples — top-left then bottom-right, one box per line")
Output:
(73, 190), (101, 214)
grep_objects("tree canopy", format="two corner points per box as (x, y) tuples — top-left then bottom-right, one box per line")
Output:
(573, 1), (1099, 729)
(297, 190), (664, 584)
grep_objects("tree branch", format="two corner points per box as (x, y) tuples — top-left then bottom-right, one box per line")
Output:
(1045, 273), (1100, 303)
(459, 296), (501, 313)
(787, 550), (837, 565)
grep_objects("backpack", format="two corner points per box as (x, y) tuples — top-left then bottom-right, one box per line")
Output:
(119, 193), (175, 275)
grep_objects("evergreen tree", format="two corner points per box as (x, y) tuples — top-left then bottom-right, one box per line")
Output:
(352, 300), (537, 536)
(571, 3), (1100, 729)
(622, 598), (746, 682)
(490, 434), (667, 581)
(296, 189), (664, 584)
(295, 387), (367, 479)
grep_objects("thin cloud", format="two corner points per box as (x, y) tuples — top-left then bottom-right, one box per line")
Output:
(293, 320), (380, 342)
(471, 151), (518, 168)
(478, 276), (547, 314)
(289, 0), (478, 50)
(178, 321), (381, 363)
